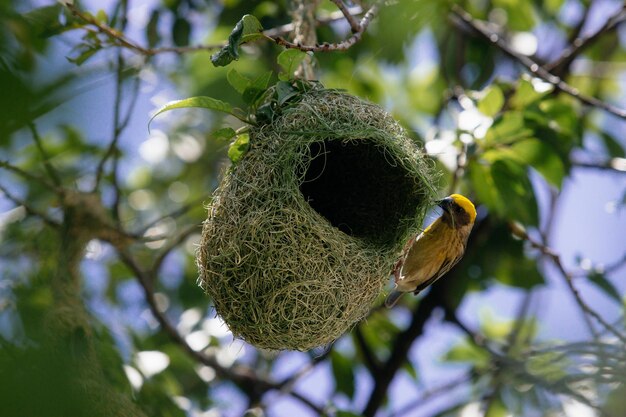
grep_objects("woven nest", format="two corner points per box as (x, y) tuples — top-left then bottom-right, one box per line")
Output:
(197, 87), (436, 351)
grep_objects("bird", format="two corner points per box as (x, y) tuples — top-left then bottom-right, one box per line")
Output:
(385, 194), (476, 308)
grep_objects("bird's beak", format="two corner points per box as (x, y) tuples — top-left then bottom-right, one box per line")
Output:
(436, 197), (454, 213)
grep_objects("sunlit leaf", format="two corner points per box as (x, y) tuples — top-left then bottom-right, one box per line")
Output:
(251, 71), (272, 91)
(477, 85), (504, 117)
(444, 340), (490, 370)
(212, 127), (237, 141)
(149, 96), (235, 129)
(485, 396), (509, 417)
(537, 99), (579, 137)
(484, 112), (533, 144)
(509, 78), (547, 109)
(277, 49), (307, 80)
(490, 157), (539, 225)
(227, 68), (251, 94)
(336, 411), (362, 417)
(499, 138), (566, 189)
(227, 133), (250, 163)
(526, 351), (568, 383)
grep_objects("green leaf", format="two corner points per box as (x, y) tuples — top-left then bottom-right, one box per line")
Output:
(469, 161), (502, 214)
(67, 49), (97, 66)
(537, 99), (579, 137)
(484, 112), (533, 144)
(275, 81), (298, 106)
(507, 138), (566, 189)
(477, 85), (504, 117)
(95, 9), (108, 24)
(599, 132), (625, 158)
(23, 4), (79, 38)
(490, 158), (539, 225)
(227, 133), (250, 163)
(509, 78), (548, 109)
(485, 396), (509, 417)
(146, 10), (161, 49)
(277, 49), (307, 80)
(149, 97), (235, 130)
(226, 68), (251, 94)
(240, 14), (264, 42)
(336, 411), (362, 417)
(588, 271), (622, 303)
(526, 351), (568, 383)
(331, 351), (355, 399)
(402, 361), (419, 381)
(212, 127), (237, 141)
(172, 17), (191, 47)
(211, 15), (264, 67)
(444, 340), (490, 369)
(251, 71), (272, 91)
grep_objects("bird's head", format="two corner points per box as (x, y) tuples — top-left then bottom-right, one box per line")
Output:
(437, 194), (476, 228)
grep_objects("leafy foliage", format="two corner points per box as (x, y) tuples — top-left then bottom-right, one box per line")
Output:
(2, 0), (626, 417)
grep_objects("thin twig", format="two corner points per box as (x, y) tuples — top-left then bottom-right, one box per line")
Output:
(362, 285), (443, 417)
(273, 0), (382, 52)
(571, 157), (626, 173)
(277, 348), (332, 389)
(116, 248), (274, 389)
(0, 183), (60, 228)
(288, 391), (329, 416)
(142, 197), (207, 232)
(353, 325), (381, 374)
(94, 4), (131, 193)
(66, 3), (152, 55)
(509, 223), (626, 344)
(151, 224), (200, 273)
(0, 160), (61, 194)
(66, 2), (366, 56)
(451, 5), (626, 120)
(545, 4), (626, 76)
(329, 0), (361, 33)
(388, 374), (473, 417)
(28, 123), (62, 187)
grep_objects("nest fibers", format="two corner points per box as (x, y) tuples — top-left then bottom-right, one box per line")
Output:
(197, 88), (436, 351)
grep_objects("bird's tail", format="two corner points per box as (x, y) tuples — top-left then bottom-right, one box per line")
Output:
(384, 290), (405, 308)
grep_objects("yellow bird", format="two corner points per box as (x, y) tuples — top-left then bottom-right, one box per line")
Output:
(385, 194), (477, 308)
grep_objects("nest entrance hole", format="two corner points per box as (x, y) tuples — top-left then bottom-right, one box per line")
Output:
(298, 140), (421, 245)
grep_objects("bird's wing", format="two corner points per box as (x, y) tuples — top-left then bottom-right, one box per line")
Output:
(412, 252), (464, 294)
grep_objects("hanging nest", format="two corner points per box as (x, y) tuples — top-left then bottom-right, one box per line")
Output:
(197, 86), (436, 351)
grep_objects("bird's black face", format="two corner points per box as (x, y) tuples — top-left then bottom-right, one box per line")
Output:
(437, 197), (472, 227)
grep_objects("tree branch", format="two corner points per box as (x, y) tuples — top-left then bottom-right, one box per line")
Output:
(330, 0), (361, 33)
(28, 123), (62, 187)
(451, 5), (626, 120)
(545, 4), (626, 76)
(509, 223), (626, 344)
(362, 286), (442, 417)
(65, 3), (369, 57)
(0, 183), (60, 228)
(151, 224), (200, 273)
(571, 157), (626, 173)
(353, 325), (381, 374)
(0, 160), (61, 194)
(274, 0), (382, 52)
(388, 374), (473, 417)
(116, 248), (276, 391)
